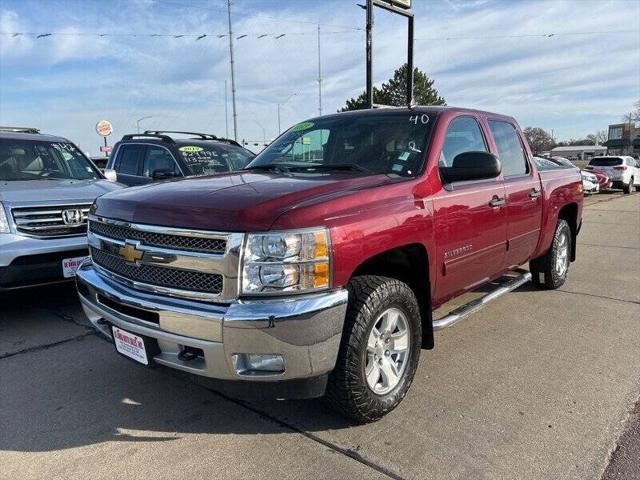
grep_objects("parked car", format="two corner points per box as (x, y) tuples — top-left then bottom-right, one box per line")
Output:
(104, 131), (255, 186)
(0, 127), (122, 290)
(90, 156), (109, 171)
(586, 156), (639, 194)
(77, 107), (583, 422)
(533, 156), (598, 195)
(591, 171), (612, 191)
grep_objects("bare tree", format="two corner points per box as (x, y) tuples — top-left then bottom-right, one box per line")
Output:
(523, 127), (555, 153)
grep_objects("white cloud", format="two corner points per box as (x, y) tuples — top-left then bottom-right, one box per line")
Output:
(0, 0), (638, 153)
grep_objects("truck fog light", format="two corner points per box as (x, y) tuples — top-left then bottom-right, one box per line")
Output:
(232, 353), (285, 374)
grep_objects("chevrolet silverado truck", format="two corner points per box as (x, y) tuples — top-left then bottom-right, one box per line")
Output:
(76, 107), (583, 422)
(0, 127), (121, 290)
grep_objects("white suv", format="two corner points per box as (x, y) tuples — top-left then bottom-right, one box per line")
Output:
(586, 156), (639, 194)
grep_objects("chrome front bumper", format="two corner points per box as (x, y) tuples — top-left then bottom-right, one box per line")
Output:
(76, 262), (348, 381)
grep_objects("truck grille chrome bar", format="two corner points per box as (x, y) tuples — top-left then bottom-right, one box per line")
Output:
(12, 204), (91, 237)
(87, 215), (243, 302)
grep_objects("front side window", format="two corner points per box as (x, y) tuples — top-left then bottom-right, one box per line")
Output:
(116, 144), (145, 175)
(143, 146), (180, 177)
(439, 116), (487, 167)
(489, 120), (529, 177)
(248, 113), (434, 177)
(0, 139), (99, 181)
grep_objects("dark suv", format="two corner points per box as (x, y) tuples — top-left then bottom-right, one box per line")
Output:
(104, 131), (255, 186)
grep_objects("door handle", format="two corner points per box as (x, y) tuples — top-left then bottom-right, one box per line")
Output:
(489, 196), (505, 208)
(529, 188), (541, 199)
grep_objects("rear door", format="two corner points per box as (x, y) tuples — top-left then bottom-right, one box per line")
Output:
(432, 115), (507, 302)
(112, 143), (146, 186)
(487, 120), (543, 269)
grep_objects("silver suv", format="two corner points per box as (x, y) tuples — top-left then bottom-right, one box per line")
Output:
(0, 127), (122, 290)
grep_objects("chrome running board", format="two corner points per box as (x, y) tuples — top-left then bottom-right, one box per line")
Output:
(432, 270), (532, 331)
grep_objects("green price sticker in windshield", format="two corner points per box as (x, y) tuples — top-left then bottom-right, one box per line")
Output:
(290, 121), (314, 132)
(179, 146), (204, 153)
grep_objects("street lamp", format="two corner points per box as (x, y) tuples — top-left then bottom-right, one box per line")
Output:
(277, 93), (297, 134)
(136, 116), (153, 134)
(253, 120), (267, 146)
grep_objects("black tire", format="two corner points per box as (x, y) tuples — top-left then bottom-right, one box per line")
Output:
(529, 219), (571, 289)
(325, 275), (422, 423)
(623, 178), (633, 194)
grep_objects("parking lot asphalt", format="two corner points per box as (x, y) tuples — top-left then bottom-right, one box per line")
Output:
(1, 191), (638, 480)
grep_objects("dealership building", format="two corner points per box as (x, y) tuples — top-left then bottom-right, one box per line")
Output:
(604, 122), (640, 157)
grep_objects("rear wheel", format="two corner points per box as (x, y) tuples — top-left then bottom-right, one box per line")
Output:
(530, 219), (571, 289)
(624, 177), (634, 194)
(326, 275), (422, 423)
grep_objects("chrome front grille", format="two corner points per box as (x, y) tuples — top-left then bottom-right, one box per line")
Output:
(12, 204), (91, 237)
(91, 247), (223, 295)
(88, 216), (243, 301)
(89, 221), (226, 254)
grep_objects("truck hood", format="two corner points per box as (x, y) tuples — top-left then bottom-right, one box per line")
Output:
(94, 171), (396, 231)
(0, 179), (122, 205)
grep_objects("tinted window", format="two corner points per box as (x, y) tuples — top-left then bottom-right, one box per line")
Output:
(533, 156), (563, 171)
(143, 146), (180, 177)
(589, 157), (623, 167)
(116, 144), (145, 175)
(0, 139), (99, 181)
(439, 116), (487, 167)
(489, 121), (529, 177)
(249, 113), (434, 177)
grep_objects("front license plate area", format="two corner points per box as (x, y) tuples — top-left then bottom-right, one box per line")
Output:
(112, 326), (158, 366)
(62, 256), (88, 278)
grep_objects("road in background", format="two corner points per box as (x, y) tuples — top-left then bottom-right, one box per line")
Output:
(1, 191), (638, 480)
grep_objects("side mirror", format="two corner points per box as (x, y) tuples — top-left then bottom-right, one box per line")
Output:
(103, 168), (117, 182)
(152, 169), (179, 180)
(440, 151), (501, 183)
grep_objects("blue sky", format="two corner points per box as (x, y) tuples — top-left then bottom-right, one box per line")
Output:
(1, 0), (639, 155)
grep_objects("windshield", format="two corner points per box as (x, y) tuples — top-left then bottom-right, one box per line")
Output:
(589, 157), (623, 166)
(178, 143), (255, 176)
(0, 139), (99, 181)
(248, 112), (434, 177)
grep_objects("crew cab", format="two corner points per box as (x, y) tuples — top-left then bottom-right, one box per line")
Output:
(76, 107), (583, 422)
(104, 131), (255, 186)
(0, 127), (121, 290)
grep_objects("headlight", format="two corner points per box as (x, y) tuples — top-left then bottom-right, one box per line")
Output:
(242, 228), (330, 294)
(0, 203), (10, 234)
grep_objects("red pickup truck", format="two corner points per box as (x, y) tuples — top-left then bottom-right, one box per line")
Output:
(77, 107), (583, 422)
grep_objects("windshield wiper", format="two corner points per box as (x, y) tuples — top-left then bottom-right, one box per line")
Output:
(244, 164), (291, 173)
(287, 164), (371, 173)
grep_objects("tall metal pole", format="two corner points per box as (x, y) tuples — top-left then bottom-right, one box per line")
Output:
(227, 0), (238, 141)
(224, 80), (229, 138)
(317, 24), (323, 116)
(365, 0), (373, 109)
(277, 103), (281, 134)
(406, 13), (414, 106)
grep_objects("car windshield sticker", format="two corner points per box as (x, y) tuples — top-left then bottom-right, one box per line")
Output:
(290, 121), (314, 132)
(392, 163), (403, 172)
(398, 152), (410, 161)
(51, 143), (79, 153)
(179, 148), (225, 166)
(179, 146), (204, 153)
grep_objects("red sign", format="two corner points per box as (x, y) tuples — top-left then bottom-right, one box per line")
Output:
(100, 145), (112, 155)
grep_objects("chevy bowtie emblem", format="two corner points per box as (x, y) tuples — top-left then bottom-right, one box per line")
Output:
(119, 243), (144, 263)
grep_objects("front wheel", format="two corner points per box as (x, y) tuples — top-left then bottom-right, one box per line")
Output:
(530, 219), (572, 289)
(326, 275), (422, 423)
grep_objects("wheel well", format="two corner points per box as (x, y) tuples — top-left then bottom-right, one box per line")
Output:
(558, 202), (578, 261)
(351, 244), (434, 349)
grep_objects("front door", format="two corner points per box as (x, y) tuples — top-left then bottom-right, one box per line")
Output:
(432, 116), (507, 303)
(488, 120), (543, 269)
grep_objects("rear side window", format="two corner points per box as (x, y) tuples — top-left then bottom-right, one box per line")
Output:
(439, 116), (487, 167)
(589, 157), (623, 167)
(116, 144), (145, 175)
(489, 121), (529, 177)
(142, 146), (180, 177)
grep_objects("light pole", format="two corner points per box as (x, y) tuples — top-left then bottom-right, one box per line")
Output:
(254, 120), (266, 146)
(277, 93), (297, 134)
(136, 116), (152, 134)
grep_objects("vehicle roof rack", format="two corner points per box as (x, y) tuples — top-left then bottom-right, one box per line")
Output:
(0, 126), (40, 134)
(120, 133), (176, 143)
(143, 130), (241, 147)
